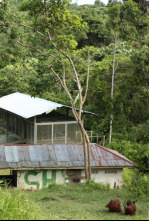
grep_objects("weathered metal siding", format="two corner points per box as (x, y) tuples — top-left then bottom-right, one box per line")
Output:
(0, 143), (137, 170)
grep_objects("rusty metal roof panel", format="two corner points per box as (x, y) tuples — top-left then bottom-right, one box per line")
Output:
(67, 145), (75, 162)
(90, 145), (100, 161)
(17, 146), (30, 162)
(0, 146), (6, 162)
(77, 144), (85, 160)
(29, 145), (50, 162)
(95, 145), (103, 159)
(0, 144), (137, 170)
(55, 145), (69, 162)
(5, 146), (19, 163)
(48, 145), (57, 162)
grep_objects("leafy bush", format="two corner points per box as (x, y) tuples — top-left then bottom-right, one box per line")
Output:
(110, 139), (149, 172)
(123, 168), (149, 198)
(0, 189), (40, 220)
(130, 121), (149, 144)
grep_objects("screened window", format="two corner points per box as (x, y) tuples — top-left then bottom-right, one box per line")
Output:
(37, 122), (82, 144)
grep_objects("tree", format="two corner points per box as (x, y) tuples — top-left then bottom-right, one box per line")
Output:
(69, 3), (113, 48)
(107, 0), (149, 144)
(0, 0), (92, 179)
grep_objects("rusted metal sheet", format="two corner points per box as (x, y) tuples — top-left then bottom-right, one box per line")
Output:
(5, 146), (19, 163)
(0, 143), (137, 170)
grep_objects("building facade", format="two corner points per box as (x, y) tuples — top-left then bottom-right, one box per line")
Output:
(0, 144), (137, 190)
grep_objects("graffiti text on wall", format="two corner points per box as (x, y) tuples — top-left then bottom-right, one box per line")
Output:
(24, 170), (64, 189)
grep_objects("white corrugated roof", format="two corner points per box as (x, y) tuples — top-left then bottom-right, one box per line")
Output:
(0, 92), (63, 119)
(0, 92), (96, 119)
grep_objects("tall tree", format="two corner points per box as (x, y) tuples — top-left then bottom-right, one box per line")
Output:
(107, 0), (149, 143)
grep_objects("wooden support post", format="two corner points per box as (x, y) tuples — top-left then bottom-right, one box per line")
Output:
(103, 135), (105, 146)
(91, 131), (93, 143)
(97, 134), (99, 144)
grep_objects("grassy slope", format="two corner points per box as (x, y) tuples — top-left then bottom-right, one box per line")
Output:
(25, 184), (149, 220)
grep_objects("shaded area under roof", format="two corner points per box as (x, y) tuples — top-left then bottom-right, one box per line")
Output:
(0, 143), (137, 170)
(0, 92), (96, 119)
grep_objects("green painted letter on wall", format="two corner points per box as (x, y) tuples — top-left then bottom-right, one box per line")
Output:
(24, 171), (40, 189)
(42, 171), (56, 188)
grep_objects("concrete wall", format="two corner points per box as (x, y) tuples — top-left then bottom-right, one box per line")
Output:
(78, 169), (123, 189)
(91, 168), (123, 188)
(17, 168), (123, 190)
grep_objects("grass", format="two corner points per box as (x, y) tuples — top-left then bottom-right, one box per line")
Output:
(24, 183), (149, 220)
(0, 169), (148, 220)
(0, 188), (40, 220)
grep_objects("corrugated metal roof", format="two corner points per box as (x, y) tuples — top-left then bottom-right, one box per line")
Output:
(0, 144), (137, 170)
(0, 92), (96, 119)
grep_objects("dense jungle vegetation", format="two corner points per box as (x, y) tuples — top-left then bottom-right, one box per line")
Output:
(0, 0), (149, 176)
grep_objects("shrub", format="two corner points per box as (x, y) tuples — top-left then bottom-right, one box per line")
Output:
(123, 168), (149, 198)
(110, 139), (149, 172)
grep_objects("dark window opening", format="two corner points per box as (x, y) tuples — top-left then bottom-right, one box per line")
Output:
(0, 171), (17, 188)
(73, 179), (81, 183)
(66, 170), (82, 184)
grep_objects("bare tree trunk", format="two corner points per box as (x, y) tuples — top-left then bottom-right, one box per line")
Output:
(109, 33), (117, 146)
(80, 123), (89, 180)
(78, 119), (91, 180)
(86, 135), (91, 179)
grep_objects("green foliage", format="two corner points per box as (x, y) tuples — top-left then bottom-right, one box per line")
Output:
(0, 189), (40, 220)
(19, 0), (86, 49)
(110, 139), (149, 172)
(130, 121), (149, 143)
(69, 3), (112, 48)
(107, 0), (149, 41)
(123, 169), (149, 198)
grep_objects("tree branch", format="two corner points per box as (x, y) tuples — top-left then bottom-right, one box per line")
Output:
(18, 24), (49, 40)
(17, 40), (47, 56)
